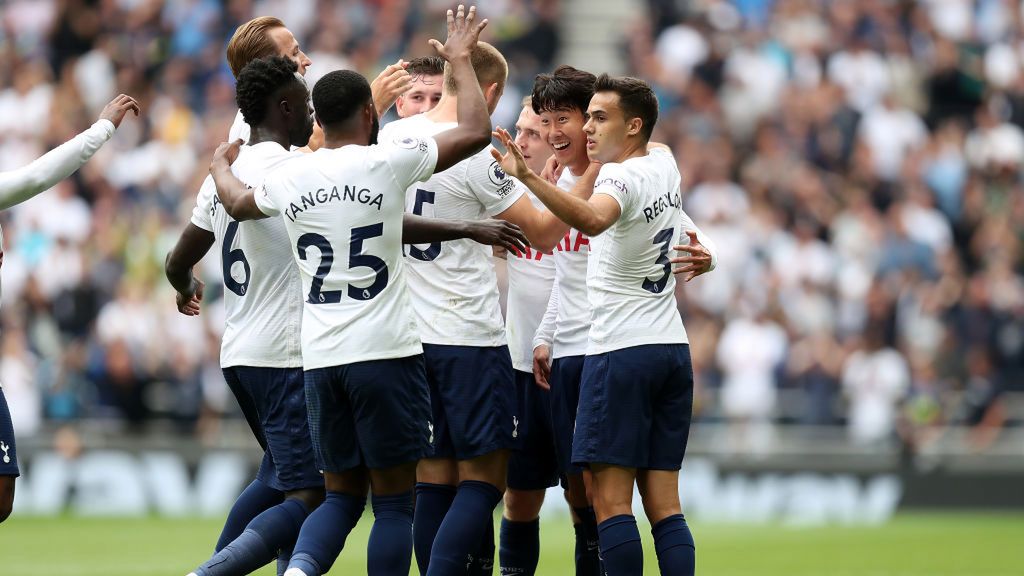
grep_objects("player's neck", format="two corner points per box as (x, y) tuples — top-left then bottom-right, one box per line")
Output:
(566, 153), (589, 177)
(248, 126), (289, 149)
(611, 138), (647, 164)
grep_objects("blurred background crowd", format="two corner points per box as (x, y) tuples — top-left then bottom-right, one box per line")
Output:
(0, 0), (1019, 456)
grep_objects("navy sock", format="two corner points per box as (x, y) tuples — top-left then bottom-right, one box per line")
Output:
(413, 482), (456, 575)
(572, 507), (601, 576)
(287, 491), (365, 576)
(470, 512), (495, 575)
(367, 491), (415, 576)
(499, 517), (539, 576)
(195, 498), (309, 576)
(426, 480), (503, 576)
(597, 515), (643, 576)
(216, 480), (283, 552)
(277, 547), (291, 576)
(652, 514), (695, 576)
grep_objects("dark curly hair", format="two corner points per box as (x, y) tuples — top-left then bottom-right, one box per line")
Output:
(531, 65), (596, 115)
(235, 56), (301, 126)
(406, 56), (444, 79)
(312, 70), (371, 126)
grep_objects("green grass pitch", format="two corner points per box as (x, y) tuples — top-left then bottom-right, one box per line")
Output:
(2, 512), (1022, 575)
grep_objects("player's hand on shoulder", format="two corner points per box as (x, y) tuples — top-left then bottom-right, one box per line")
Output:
(532, 344), (551, 390)
(466, 218), (530, 254)
(211, 139), (244, 172)
(99, 94), (141, 128)
(175, 278), (204, 317)
(490, 126), (532, 180)
(671, 230), (712, 282)
(429, 4), (488, 62)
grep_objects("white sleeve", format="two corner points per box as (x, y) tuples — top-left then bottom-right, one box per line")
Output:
(190, 175), (216, 232)
(466, 149), (525, 216)
(677, 208), (718, 271)
(533, 276), (559, 350)
(253, 177), (280, 217)
(228, 111), (251, 144)
(592, 162), (634, 213)
(384, 135), (439, 188)
(0, 119), (115, 210)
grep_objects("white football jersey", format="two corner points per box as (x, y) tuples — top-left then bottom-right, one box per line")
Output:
(228, 110), (251, 144)
(253, 135), (438, 369)
(191, 142), (303, 368)
(540, 169), (592, 360)
(586, 148), (689, 354)
(382, 115), (525, 346)
(505, 189), (556, 372)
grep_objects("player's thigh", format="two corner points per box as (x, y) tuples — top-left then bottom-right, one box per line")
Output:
(458, 449), (509, 489)
(0, 475), (13, 522)
(369, 461), (418, 496)
(637, 469), (681, 525)
(648, 344), (695, 472)
(418, 457), (458, 486)
(346, 355), (432, 471)
(324, 468), (369, 496)
(507, 371), (559, 495)
(549, 356), (586, 480)
(0, 385), (19, 522)
(222, 367), (270, 451)
(589, 463), (637, 523)
(304, 366), (361, 475)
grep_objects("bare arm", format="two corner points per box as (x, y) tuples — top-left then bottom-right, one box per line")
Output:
(402, 214), (529, 253)
(429, 5), (492, 172)
(165, 224), (215, 316)
(208, 140), (268, 221)
(0, 94), (139, 210)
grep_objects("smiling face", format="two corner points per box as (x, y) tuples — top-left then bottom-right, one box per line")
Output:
(514, 105), (553, 174)
(396, 74), (444, 118)
(539, 106), (589, 173)
(583, 91), (638, 164)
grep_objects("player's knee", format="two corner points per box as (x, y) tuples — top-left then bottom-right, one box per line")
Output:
(503, 488), (544, 521)
(640, 494), (681, 525)
(459, 450), (509, 490)
(286, 487), (325, 511)
(417, 457), (458, 486)
(591, 485), (632, 519)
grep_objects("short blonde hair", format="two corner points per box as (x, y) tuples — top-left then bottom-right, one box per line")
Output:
(226, 16), (286, 78)
(521, 95), (532, 108)
(443, 42), (508, 94)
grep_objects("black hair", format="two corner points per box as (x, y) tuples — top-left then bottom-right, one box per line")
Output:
(312, 70), (372, 126)
(235, 56), (301, 126)
(593, 73), (659, 141)
(406, 56), (444, 79)
(531, 65), (597, 115)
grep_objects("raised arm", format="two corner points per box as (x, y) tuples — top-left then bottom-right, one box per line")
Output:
(0, 94), (139, 210)
(371, 60), (413, 117)
(208, 140), (267, 221)
(429, 5), (492, 172)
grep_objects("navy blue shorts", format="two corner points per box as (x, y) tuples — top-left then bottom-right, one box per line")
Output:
(572, 344), (694, 471)
(222, 367), (321, 492)
(305, 354), (431, 472)
(550, 355), (585, 479)
(507, 370), (559, 491)
(423, 344), (517, 460)
(0, 387), (19, 477)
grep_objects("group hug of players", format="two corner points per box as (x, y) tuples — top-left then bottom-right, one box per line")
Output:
(0, 4), (720, 576)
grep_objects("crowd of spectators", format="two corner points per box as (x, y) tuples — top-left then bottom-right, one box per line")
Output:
(0, 0), (1018, 454)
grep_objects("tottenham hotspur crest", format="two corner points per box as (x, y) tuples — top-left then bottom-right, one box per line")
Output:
(1, 440), (9, 464)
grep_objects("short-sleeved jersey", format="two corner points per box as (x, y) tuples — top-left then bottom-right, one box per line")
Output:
(190, 142), (303, 368)
(253, 136), (439, 370)
(548, 169), (591, 359)
(382, 115), (525, 346)
(505, 189), (556, 372)
(229, 110), (251, 144)
(586, 148), (689, 354)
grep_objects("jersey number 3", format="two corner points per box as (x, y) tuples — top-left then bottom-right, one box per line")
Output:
(297, 223), (389, 304)
(642, 227), (673, 294)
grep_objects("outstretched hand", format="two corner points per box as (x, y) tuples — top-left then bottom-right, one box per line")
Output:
(490, 126), (533, 180)
(211, 139), (244, 172)
(99, 94), (141, 129)
(429, 4), (489, 62)
(465, 219), (530, 254)
(371, 59), (413, 116)
(671, 230), (713, 282)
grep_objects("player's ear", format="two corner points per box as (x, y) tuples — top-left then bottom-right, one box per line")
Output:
(626, 116), (642, 137)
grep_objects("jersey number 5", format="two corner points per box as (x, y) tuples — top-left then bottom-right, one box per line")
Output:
(297, 223), (390, 304)
(642, 227), (674, 294)
(408, 188), (441, 261)
(222, 220), (251, 296)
